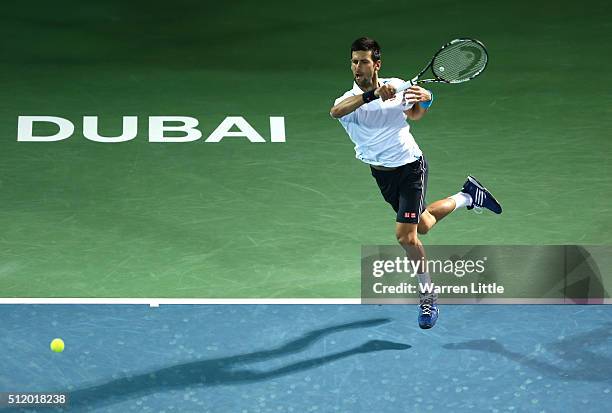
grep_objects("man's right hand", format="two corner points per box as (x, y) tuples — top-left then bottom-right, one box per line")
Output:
(375, 84), (397, 101)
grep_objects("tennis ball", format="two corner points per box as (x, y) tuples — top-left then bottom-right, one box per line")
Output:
(50, 338), (65, 353)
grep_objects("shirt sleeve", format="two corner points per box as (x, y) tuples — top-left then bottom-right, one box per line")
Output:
(331, 92), (357, 121)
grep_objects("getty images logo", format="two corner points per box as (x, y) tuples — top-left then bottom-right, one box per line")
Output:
(17, 116), (286, 143)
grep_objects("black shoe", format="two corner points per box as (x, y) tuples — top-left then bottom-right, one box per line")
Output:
(461, 175), (502, 214)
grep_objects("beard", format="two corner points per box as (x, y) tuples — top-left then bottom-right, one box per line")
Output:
(354, 75), (374, 89)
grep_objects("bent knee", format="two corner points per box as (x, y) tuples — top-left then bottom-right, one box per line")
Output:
(396, 233), (420, 247)
(417, 212), (435, 235)
(417, 223), (429, 235)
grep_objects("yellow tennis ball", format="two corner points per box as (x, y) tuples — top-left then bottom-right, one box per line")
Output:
(50, 338), (65, 353)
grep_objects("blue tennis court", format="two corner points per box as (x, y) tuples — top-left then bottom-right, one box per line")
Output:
(1, 304), (610, 412)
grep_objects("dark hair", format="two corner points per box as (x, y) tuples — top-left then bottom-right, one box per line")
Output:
(351, 37), (381, 61)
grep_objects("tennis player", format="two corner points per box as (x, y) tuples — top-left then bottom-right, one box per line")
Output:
(330, 37), (502, 329)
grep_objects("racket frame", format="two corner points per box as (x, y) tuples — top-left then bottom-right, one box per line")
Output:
(395, 38), (488, 93)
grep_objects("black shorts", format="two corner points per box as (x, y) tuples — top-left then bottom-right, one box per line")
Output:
(370, 157), (428, 224)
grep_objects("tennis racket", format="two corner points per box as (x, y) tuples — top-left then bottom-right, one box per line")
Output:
(395, 38), (488, 93)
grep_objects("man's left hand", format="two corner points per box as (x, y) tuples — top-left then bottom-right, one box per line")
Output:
(403, 85), (432, 104)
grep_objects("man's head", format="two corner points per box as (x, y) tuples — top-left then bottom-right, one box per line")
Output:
(350, 37), (381, 88)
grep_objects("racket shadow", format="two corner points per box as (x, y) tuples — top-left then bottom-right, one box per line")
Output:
(63, 318), (410, 410)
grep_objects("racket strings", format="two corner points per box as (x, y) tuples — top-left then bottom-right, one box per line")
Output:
(432, 40), (487, 82)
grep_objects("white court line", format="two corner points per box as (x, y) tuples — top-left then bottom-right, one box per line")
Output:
(0, 298), (362, 306)
(0, 298), (610, 306)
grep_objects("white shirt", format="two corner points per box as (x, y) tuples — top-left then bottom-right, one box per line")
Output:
(333, 77), (422, 167)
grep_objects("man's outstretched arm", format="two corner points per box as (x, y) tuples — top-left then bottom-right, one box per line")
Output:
(330, 84), (396, 118)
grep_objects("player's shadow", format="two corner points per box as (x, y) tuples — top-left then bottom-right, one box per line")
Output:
(66, 318), (409, 410)
(442, 322), (612, 382)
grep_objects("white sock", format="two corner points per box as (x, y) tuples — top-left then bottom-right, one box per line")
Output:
(450, 192), (472, 211)
(417, 272), (438, 303)
(417, 272), (432, 293)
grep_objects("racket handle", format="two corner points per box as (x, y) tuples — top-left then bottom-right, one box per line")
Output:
(395, 76), (418, 93)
